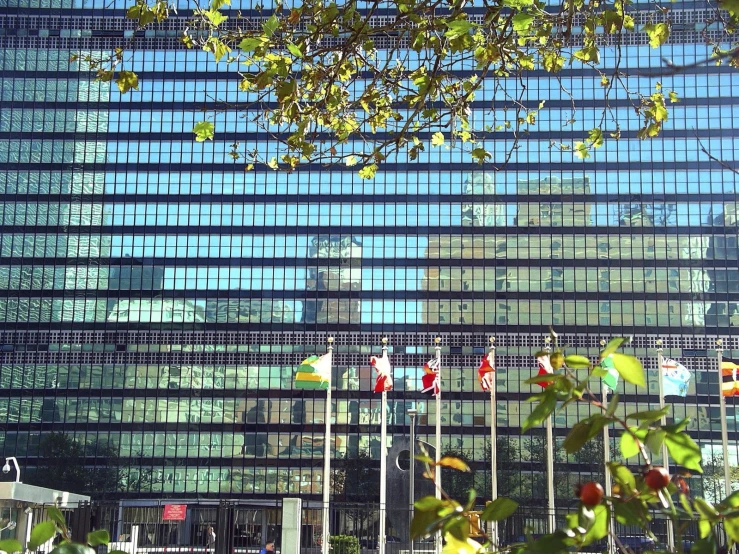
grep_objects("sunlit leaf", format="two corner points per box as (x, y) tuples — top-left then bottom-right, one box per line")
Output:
(0, 539), (23, 553)
(611, 353), (645, 387)
(431, 132), (445, 146)
(86, 530), (110, 547)
(437, 456), (470, 472)
(665, 431), (703, 473)
(192, 121), (215, 142)
(115, 71), (139, 93)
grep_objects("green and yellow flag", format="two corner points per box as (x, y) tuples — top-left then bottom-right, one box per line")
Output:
(295, 352), (332, 390)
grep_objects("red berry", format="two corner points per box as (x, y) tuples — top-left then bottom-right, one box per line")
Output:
(578, 482), (605, 507)
(645, 467), (670, 490)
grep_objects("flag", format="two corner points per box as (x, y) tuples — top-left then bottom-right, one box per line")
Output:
(662, 358), (690, 397)
(534, 355), (553, 387)
(294, 352), (332, 390)
(421, 357), (440, 397)
(601, 355), (619, 391)
(722, 357), (739, 397)
(371, 351), (393, 393)
(477, 353), (495, 392)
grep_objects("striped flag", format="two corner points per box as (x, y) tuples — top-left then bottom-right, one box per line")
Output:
(421, 358), (440, 397)
(662, 358), (690, 397)
(534, 355), (554, 388)
(722, 357), (739, 397)
(294, 352), (332, 390)
(477, 353), (495, 392)
(371, 351), (393, 393)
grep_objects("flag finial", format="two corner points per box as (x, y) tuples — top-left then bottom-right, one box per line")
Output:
(489, 337), (496, 351)
(435, 336), (441, 344)
(717, 338), (723, 350)
(382, 337), (388, 344)
(328, 336), (334, 343)
(656, 339), (663, 351)
(600, 339), (606, 346)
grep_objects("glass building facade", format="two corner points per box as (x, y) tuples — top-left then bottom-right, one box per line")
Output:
(1, 0), (739, 505)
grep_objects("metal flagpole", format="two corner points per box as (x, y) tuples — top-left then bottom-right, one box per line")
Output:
(600, 341), (615, 554)
(489, 337), (498, 545)
(321, 337), (334, 554)
(656, 340), (675, 553)
(544, 337), (556, 533)
(434, 337), (442, 554)
(716, 339), (733, 499)
(379, 337), (388, 554)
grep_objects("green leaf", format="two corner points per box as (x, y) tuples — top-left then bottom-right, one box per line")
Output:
(286, 42), (303, 58)
(0, 539), (23, 553)
(358, 164), (378, 180)
(690, 537), (718, 554)
(643, 22), (670, 48)
(431, 132), (445, 146)
(564, 355), (591, 369)
(263, 14), (279, 38)
(606, 393), (619, 416)
(587, 128), (604, 148)
(239, 37), (264, 52)
(625, 407), (670, 422)
(204, 8), (228, 26)
(645, 429), (666, 454)
(115, 70), (139, 94)
(521, 389), (557, 433)
(611, 353), (645, 387)
(445, 20), (473, 39)
(614, 499), (648, 526)
(512, 13), (535, 32)
(49, 544), (96, 554)
(563, 421), (592, 454)
(109, 551), (131, 554)
(574, 141), (590, 159)
(46, 506), (67, 530)
(619, 428), (644, 459)
(600, 337), (628, 359)
(665, 431), (703, 472)
(608, 462), (636, 491)
(87, 530), (110, 547)
(211, 0), (230, 9)
(28, 521), (57, 551)
(480, 497), (518, 521)
(581, 504), (609, 545)
(442, 515), (469, 541)
(192, 121), (215, 142)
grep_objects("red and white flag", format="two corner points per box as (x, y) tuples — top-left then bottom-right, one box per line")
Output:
(421, 357), (440, 397)
(478, 353), (495, 391)
(534, 355), (554, 387)
(371, 351), (393, 393)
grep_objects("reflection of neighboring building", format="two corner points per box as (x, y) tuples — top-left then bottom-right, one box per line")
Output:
(304, 236), (362, 324)
(707, 202), (739, 326)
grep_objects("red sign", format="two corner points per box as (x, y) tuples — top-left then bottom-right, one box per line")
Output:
(162, 504), (187, 521)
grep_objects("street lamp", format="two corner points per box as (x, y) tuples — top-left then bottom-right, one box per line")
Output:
(2, 457), (20, 483)
(407, 408), (417, 554)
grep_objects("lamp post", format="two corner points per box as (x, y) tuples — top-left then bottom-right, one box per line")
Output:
(408, 408), (417, 554)
(2, 457), (20, 483)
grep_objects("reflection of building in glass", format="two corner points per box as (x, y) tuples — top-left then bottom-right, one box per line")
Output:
(3, 5), (739, 509)
(304, 236), (362, 324)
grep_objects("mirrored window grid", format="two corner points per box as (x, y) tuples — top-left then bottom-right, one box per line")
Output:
(1, 3), (738, 502)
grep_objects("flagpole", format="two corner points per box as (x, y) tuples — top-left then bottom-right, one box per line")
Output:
(321, 337), (334, 554)
(434, 337), (442, 554)
(655, 340), (675, 552)
(544, 337), (556, 534)
(379, 337), (388, 554)
(600, 341), (615, 554)
(489, 337), (498, 545)
(716, 339), (732, 499)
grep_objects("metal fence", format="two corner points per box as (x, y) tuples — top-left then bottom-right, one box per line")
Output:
(20, 501), (707, 554)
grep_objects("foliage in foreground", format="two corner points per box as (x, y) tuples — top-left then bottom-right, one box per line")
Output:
(84, 0), (739, 177)
(410, 333), (738, 554)
(0, 506), (124, 554)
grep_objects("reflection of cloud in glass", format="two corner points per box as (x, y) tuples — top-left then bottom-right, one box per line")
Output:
(107, 298), (206, 323)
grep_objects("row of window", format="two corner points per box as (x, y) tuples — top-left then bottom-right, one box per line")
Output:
(0, 296), (732, 326)
(2, 233), (736, 261)
(0, 395), (732, 430)
(0, 265), (728, 294)
(2, 170), (738, 195)
(2, 200), (739, 227)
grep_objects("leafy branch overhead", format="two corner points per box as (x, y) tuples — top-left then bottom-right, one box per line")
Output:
(409, 333), (739, 554)
(87, 0), (739, 177)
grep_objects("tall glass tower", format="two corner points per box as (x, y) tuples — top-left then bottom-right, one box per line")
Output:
(1, 0), (739, 507)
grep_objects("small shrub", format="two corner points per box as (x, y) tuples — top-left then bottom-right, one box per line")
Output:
(329, 534), (360, 554)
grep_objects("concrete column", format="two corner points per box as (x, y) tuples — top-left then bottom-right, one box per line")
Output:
(281, 499), (302, 554)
